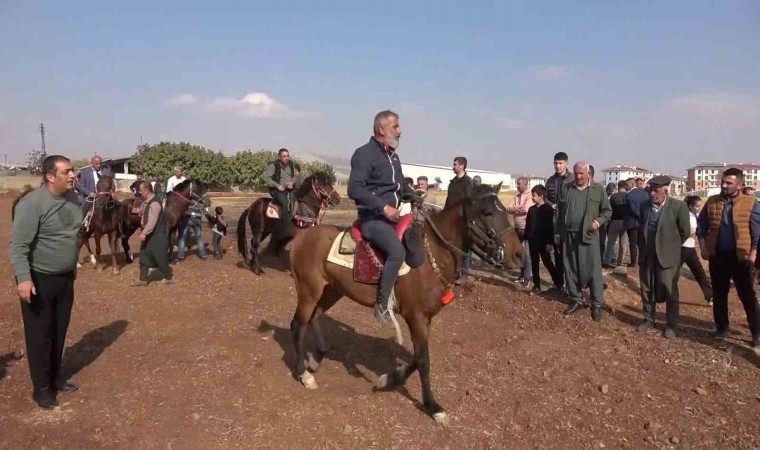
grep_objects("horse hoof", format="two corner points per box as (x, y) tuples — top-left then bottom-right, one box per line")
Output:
(76, 263), (82, 269)
(97, 266), (104, 272)
(375, 374), (388, 389)
(89, 255), (97, 265)
(299, 372), (318, 390)
(112, 269), (120, 276)
(433, 412), (449, 426)
(306, 354), (321, 372)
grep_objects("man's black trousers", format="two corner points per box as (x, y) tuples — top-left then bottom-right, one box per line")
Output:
(709, 252), (759, 339)
(19, 271), (75, 390)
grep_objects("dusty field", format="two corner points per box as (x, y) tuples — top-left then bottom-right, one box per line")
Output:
(0, 193), (758, 449)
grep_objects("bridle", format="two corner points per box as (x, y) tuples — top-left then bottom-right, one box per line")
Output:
(418, 192), (508, 288)
(293, 177), (335, 227)
(171, 180), (203, 203)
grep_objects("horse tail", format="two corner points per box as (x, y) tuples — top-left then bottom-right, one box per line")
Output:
(237, 207), (250, 261)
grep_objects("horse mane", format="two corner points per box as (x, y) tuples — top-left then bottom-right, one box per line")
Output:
(472, 184), (497, 199)
(173, 179), (192, 191)
(173, 178), (207, 194)
(294, 172), (333, 200)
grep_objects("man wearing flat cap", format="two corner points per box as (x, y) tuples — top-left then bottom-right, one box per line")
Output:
(636, 175), (691, 338)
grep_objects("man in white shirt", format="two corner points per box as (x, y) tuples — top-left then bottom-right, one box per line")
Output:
(165, 166), (186, 193)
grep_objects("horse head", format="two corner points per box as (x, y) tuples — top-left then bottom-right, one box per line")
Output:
(94, 175), (117, 210)
(173, 179), (208, 202)
(298, 172), (341, 207)
(462, 182), (520, 268)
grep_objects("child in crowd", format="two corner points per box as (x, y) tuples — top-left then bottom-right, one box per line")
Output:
(205, 206), (227, 260)
(524, 185), (563, 294)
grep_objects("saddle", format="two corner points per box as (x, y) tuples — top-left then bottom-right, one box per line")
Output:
(131, 197), (145, 216)
(341, 215), (415, 284)
(266, 195), (295, 219)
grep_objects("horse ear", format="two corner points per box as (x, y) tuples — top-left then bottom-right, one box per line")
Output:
(493, 182), (503, 194)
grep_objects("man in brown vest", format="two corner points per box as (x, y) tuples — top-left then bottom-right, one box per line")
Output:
(697, 168), (760, 348)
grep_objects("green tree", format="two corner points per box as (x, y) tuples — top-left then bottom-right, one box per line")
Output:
(229, 150), (279, 190)
(26, 149), (44, 175)
(131, 142), (233, 188)
(302, 160), (336, 184)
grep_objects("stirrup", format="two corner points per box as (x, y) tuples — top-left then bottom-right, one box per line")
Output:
(374, 291), (403, 345)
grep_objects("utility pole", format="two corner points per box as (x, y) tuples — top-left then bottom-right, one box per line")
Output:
(39, 123), (46, 161)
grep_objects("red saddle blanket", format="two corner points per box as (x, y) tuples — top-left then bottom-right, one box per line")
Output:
(350, 214), (414, 284)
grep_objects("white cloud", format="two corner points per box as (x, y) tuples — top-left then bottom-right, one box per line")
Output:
(165, 93), (198, 107)
(495, 116), (527, 130)
(535, 65), (569, 81)
(671, 93), (760, 122)
(208, 92), (314, 119)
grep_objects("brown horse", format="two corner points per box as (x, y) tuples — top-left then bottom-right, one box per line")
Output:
(162, 179), (209, 259)
(287, 183), (522, 424)
(237, 173), (341, 274)
(77, 175), (133, 274)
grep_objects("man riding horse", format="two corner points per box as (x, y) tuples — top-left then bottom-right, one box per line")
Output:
(347, 110), (413, 327)
(78, 155), (112, 217)
(265, 148), (302, 242)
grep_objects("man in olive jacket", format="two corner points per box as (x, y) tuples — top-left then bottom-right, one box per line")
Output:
(555, 162), (612, 321)
(636, 176), (690, 338)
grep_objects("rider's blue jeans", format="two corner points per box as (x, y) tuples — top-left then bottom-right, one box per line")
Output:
(359, 211), (406, 304)
(177, 221), (206, 259)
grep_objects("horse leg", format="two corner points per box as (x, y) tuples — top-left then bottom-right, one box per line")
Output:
(122, 232), (133, 264)
(290, 280), (325, 389)
(250, 229), (265, 275)
(305, 286), (342, 372)
(95, 233), (104, 271)
(409, 315), (448, 425)
(109, 231), (120, 275)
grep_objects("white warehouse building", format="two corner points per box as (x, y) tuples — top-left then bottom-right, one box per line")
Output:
(400, 163), (514, 190)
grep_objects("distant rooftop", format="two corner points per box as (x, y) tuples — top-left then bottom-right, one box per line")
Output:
(689, 162), (760, 170)
(602, 164), (652, 173)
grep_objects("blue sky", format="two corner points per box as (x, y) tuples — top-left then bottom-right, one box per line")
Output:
(1, 0), (759, 175)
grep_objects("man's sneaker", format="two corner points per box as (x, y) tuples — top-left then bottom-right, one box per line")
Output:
(663, 327), (677, 339)
(32, 387), (58, 410)
(155, 278), (175, 285)
(637, 320), (655, 332)
(591, 306), (603, 322)
(131, 280), (149, 287)
(529, 286), (542, 296)
(374, 302), (395, 329)
(751, 335), (759, 349)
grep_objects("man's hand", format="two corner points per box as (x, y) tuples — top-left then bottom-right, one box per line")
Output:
(138, 234), (146, 242)
(551, 204), (557, 210)
(700, 248), (710, 261)
(87, 192), (96, 199)
(506, 205), (515, 214)
(748, 249), (757, 267)
(285, 181), (294, 190)
(590, 220), (600, 232)
(383, 205), (400, 222)
(554, 234), (561, 247)
(17, 281), (36, 303)
(277, 185), (285, 192)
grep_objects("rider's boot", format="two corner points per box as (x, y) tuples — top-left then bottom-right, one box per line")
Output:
(374, 292), (396, 329)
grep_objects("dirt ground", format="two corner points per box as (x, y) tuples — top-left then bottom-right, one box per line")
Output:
(0, 193), (758, 449)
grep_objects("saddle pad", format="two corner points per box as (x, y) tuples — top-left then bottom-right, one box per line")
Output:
(266, 205), (280, 219)
(327, 231), (410, 276)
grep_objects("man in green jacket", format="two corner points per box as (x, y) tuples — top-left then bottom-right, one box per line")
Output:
(555, 161), (612, 321)
(636, 176), (691, 338)
(10, 155), (82, 409)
